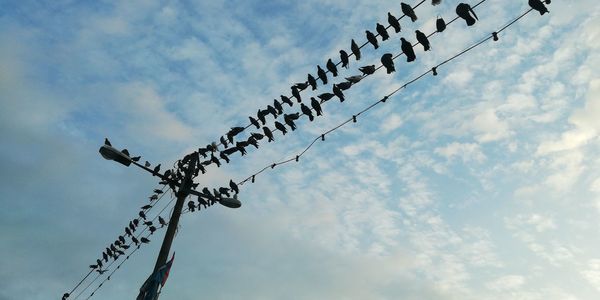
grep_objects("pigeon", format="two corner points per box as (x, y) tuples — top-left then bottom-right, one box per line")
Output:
(275, 121), (287, 135)
(97, 259), (103, 269)
(131, 156), (141, 162)
(345, 75), (363, 84)
(227, 127), (245, 144)
(336, 81), (353, 90)
(104, 138), (111, 146)
(284, 113), (300, 130)
(311, 97), (323, 116)
(149, 194), (158, 201)
(144, 220), (152, 226)
(133, 219), (139, 227)
(326, 59), (338, 77)
(235, 143), (247, 156)
(118, 236), (126, 244)
(318, 93), (335, 102)
(432, 0), (442, 5)
(317, 65), (328, 85)
(249, 116), (260, 129)
(96, 269), (108, 275)
(158, 216), (167, 227)
(400, 38), (416, 62)
(351, 39), (361, 60)
(340, 50), (349, 69)
(121, 149), (130, 157)
(210, 154), (221, 167)
(144, 161), (151, 167)
(229, 180), (239, 194)
(291, 87), (302, 103)
(359, 65), (376, 75)
(415, 30), (430, 51)
(141, 204), (152, 210)
(139, 211), (146, 220)
(436, 17), (446, 32)
(257, 109), (267, 125)
(132, 236), (139, 245)
(106, 248), (113, 258)
(456, 3), (478, 26)
(187, 200), (196, 212)
(376, 23), (389, 41)
(220, 136), (228, 148)
(62, 293), (70, 300)
(219, 152), (230, 164)
(388, 12), (401, 33)
(121, 244), (130, 250)
(103, 251), (108, 262)
(251, 132), (264, 140)
(266, 105), (278, 118)
(366, 30), (379, 49)
(125, 227), (132, 237)
(140, 237), (150, 244)
(333, 84), (345, 102)
(307, 74), (317, 90)
(263, 126), (274, 142)
(401, 2), (418, 22)
(300, 103), (314, 121)
(219, 187), (231, 197)
(529, 0), (549, 15)
(149, 226), (157, 234)
(152, 164), (161, 176)
(246, 136), (259, 149)
(281, 95), (293, 107)
(293, 82), (309, 91)
(381, 53), (395, 74)
(89, 264), (97, 269)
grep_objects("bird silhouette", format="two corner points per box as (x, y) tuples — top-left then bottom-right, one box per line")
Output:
(284, 113), (300, 130)
(436, 17), (446, 32)
(89, 264), (97, 269)
(132, 236), (139, 245)
(415, 30), (430, 51)
(141, 204), (152, 210)
(381, 53), (395, 74)
(249, 116), (260, 129)
(366, 30), (379, 49)
(104, 138), (111, 146)
(118, 236), (126, 244)
(432, 0), (442, 5)
(266, 105), (278, 118)
(103, 251), (108, 262)
(307, 74), (317, 90)
(96, 259), (103, 269)
(336, 81), (353, 90)
(219, 187), (231, 197)
(345, 75), (363, 84)
(139, 211), (146, 220)
(246, 136), (259, 149)
(219, 152), (230, 164)
(158, 216), (167, 227)
(529, 0), (549, 15)
(125, 227), (132, 237)
(317, 65), (328, 85)
(144, 161), (151, 167)
(401, 3), (418, 22)
(376, 23), (389, 41)
(311, 97), (323, 116)
(106, 248), (113, 258)
(293, 82), (309, 91)
(359, 65), (376, 75)
(62, 293), (70, 300)
(401, 38), (416, 62)
(281, 95), (293, 107)
(291, 87), (302, 103)
(220, 136), (228, 148)
(229, 180), (239, 194)
(257, 109), (267, 125)
(140, 237), (150, 244)
(340, 50), (349, 69)
(300, 103), (314, 121)
(133, 219), (140, 227)
(456, 3), (478, 26)
(263, 126), (274, 142)
(149, 226), (157, 234)
(187, 200), (195, 212)
(153, 189), (163, 195)
(227, 127), (245, 144)
(326, 59), (338, 77)
(318, 93), (335, 103)
(143, 220), (152, 226)
(211, 154), (221, 167)
(333, 85), (345, 102)
(351, 39), (361, 60)
(388, 12), (401, 33)
(236, 141), (249, 156)
(152, 164), (161, 176)
(96, 269), (108, 275)
(131, 156), (141, 162)
(275, 121), (287, 135)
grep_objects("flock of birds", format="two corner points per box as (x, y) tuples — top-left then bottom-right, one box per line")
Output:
(64, 0), (553, 299)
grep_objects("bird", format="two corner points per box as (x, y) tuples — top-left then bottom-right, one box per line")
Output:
(96, 269), (108, 275)
(149, 226), (157, 234)
(210, 154), (221, 167)
(139, 211), (146, 220)
(96, 259), (103, 269)
(376, 23), (389, 41)
(158, 216), (167, 227)
(432, 0), (442, 5)
(300, 103), (314, 121)
(120, 244), (130, 250)
(197, 147), (209, 158)
(149, 194), (159, 201)
(401, 2), (418, 22)
(293, 82), (309, 91)
(336, 81), (353, 90)
(249, 116), (260, 129)
(436, 17), (446, 32)
(529, 0), (549, 15)
(103, 251), (108, 262)
(332, 84), (345, 102)
(456, 3), (478, 26)
(307, 74), (317, 90)
(311, 97), (323, 116)
(281, 95), (293, 107)
(291, 86), (302, 103)
(104, 138), (111, 146)
(133, 219), (139, 227)
(131, 156), (141, 162)
(266, 105), (278, 118)
(275, 121), (287, 135)
(140, 237), (150, 244)
(400, 38), (416, 62)
(246, 136), (259, 149)
(219, 151), (230, 164)
(152, 164), (161, 176)
(318, 93), (335, 103)
(284, 113), (300, 130)
(144, 161), (151, 167)
(132, 236), (139, 245)
(226, 127), (245, 143)
(220, 136), (228, 148)
(229, 180), (239, 194)
(388, 12), (401, 33)
(141, 204), (152, 210)
(415, 30), (430, 51)
(366, 30), (379, 49)
(340, 50), (349, 69)
(187, 200), (195, 212)
(257, 109), (267, 125)
(351, 39), (361, 60)
(263, 126), (274, 142)
(317, 65), (328, 85)
(359, 65), (376, 75)
(118, 236), (126, 244)
(219, 187), (231, 197)
(62, 293), (70, 300)
(125, 227), (132, 237)
(251, 132), (264, 140)
(345, 75), (363, 84)
(381, 53), (395, 74)
(89, 264), (97, 269)
(326, 59), (338, 77)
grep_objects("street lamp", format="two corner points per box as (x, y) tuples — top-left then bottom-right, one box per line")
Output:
(99, 144), (133, 166)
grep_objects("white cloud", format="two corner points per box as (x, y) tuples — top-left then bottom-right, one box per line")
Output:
(486, 275), (525, 291)
(435, 142), (486, 163)
(380, 113), (403, 133)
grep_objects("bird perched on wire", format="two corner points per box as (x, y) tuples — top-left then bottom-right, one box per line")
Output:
(274, 121), (287, 135)
(311, 97), (323, 116)
(226, 127), (245, 144)
(257, 109), (267, 125)
(152, 164), (161, 176)
(266, 105), (278, 118)
(246, 135), (259, 149)
(326, 59), (338, 77)
(307, 74), (317, 91)
(432, 0), (442, 5)
(401, 2), (417, 22)
(149, 226), (157, 234)
(456, 3), (478, 26)
(415, 30), (430, 51)
(300, 103), (314, 121)
(141, 204), (152, 210)
(436, 17), (446, 32)
(381, 53), (395, 74)
(96, 269), (108, 275)
(336, 81), (353, 90)
(158, 216), (167, 227)
(249, 116), (260, 129)
(187, 201), (196, 212)
(291, 87), (302, 103)
(318, 93), (335, 103)
(131, 236), (139, 246)
(104, 138), (111, 146)
(293, 82), (309, 91)
(529, 0), (549, 15)
(359, 65), (376, 75)
(140, 237), (150, 244)
(139, 211), (146, 220)
(210, 154), (221, 167)
(366, 30), (379, 49)
(388, 12), (401, 33)
(400, 38), (416, 62)
(229, 180), (239, 194)
(351, 39), (361, 60)
(340, 50), (349, 69)
(317, 65), (328, 85)
(376, 23), (389, 41)
(284, 113), (300, 130)
(219, 136), (228, 148)
(280, 95), (293, 107)
(333, 84), (345, 102)
(263, 126), (274, 142)
(219, 187), (231, 198)
(345, 75), (363, 84)
(219, 151), (230, 164)
(235, 142), (248, 156)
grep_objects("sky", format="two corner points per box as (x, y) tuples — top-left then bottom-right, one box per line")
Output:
(1, 0), (599, 299)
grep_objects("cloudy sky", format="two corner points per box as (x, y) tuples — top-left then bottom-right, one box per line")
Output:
(1, 0), (599, 299)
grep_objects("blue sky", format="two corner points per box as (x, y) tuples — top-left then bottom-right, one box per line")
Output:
(1, 0), (599, 299)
